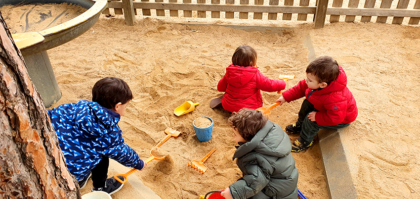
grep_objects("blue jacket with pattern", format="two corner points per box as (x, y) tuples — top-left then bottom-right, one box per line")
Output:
(48, 100), (144, 181)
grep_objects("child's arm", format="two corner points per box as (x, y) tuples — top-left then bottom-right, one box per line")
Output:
(228, 165), (270, 199)
(255, 71), (286, 92)
(315, 99), (347, 126)
(281, 79), (307, 102)
(100, 128), (145, 170)
(217, 75), (228, 92)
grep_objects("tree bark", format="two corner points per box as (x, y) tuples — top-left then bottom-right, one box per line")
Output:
(0, 13), (80, 198)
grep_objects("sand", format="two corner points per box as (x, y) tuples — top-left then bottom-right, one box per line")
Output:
(194, 117), (212, 128)
(3, 3), (420, 198)
(151, 147), (170, 158)
(0, 3), (86, 34)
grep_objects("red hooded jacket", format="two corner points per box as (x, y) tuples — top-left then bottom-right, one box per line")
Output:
(218, 64), (286, 112)
(282, 66), (358, 126)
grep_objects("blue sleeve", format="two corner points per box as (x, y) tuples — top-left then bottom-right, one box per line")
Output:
(100, 126), (144, 170)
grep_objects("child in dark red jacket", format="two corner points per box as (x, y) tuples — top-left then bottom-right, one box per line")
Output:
(276, 56), (358, 152)
(213, 45), (286, 112)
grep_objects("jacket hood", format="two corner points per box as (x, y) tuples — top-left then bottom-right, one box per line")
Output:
(82, 100), (120, 131)
(314, 66), (347, 95)
(225, 64), (258, 87)
(233, 120), (291, 160)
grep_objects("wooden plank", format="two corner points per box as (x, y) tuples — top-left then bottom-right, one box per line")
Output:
(198, 11), (206, 18)
(122, 0), (135, 26)
(183, 0), (191, 18)
(114, 8), (123, 15)
(184, 10), (192, 17)
(141, 0), (151, 16)
(268, 13), (277, 20)
(226, 0), (235, 4)
(269, 0), (279, 5)
(376, 0), (392, 23)
(297, 0), (310, 21)
(212, 0), (220, 3)
(226, 12), (234, 18)
(255, 0), (264, 5)
(283, 0), (294, 20)
(330, 0), (344, 23)
(241, 0), (250, 4)
(327, 8), (420, 17)
(392, 0), (410, 24)
(155, 0), (164, 17)
(314, 0), (328, 28)
(408, 0), (420, 25)
(110, 2), (317, 13)
(212, 0), (220, 18)
(360, 0), (375, 22)
(169, 0), (178, 18)
(240, 12), (249, 19)
(344, 0), (359, 22)
(198, 0), (206, 3)
(254, 12), (263, 19)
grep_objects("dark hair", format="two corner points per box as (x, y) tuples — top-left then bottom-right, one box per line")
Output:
(92, 77), (133, 109)
(306, 56), (339, 84)
(232, 45), (257, 67)
(228, 108), (268, 141)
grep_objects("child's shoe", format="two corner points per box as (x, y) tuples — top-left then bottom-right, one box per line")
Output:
(291, 137), (313, 153)
(78, 172), (91, 189)
(92, 176), (125, 195)
(210, 96), (223, 109)
(285, 122), (302, 134)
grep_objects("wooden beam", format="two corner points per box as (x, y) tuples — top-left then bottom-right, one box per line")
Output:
(344, 0), (359, 22)
(297, 0), (310, 21)
(283, 0), (294, 20)
(408, 0), (420, 25)
(122, 0), (135, 26)
(108, 2), (317, 14)
(360, 0), (375, 22)
(330, 0), (343, 23)
(327, 8), (420, 18)
(392, 0), (410, 24)
(376, 0), (392, 23)
(314, 0), (328, 29)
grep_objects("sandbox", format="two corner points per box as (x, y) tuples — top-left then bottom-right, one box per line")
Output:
(3, 2), (420, 199)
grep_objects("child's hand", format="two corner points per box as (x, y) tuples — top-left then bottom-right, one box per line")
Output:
(221, 187), (233, 199)
(276, 96), (286, 105)
(308, 111), (316, 122)
(140, 162), (147, 171)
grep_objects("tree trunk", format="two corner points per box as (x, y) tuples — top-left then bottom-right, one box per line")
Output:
(0, 13), (80, 198)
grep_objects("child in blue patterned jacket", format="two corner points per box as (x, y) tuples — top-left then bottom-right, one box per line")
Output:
(48, 77), (145, 195)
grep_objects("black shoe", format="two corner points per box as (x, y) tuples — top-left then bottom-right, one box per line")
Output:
(92, 176), (125, 195)
(78, 173), (92, 189)
(210, 96), (223, 109)
(291, 137), (313, 153)
(286, 122), (302, 135)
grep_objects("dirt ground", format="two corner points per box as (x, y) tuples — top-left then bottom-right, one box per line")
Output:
(3, 2), (420, 199)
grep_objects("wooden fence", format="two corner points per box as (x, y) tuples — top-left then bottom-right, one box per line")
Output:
(99, 0), (420, 28)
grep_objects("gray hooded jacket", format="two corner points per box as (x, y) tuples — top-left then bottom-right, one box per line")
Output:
(229, 120), (298, 199)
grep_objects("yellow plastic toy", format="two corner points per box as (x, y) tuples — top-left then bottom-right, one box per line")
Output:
(174, 101), (200, 116)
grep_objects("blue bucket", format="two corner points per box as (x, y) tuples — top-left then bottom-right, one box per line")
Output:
(193, 117), (214, 142)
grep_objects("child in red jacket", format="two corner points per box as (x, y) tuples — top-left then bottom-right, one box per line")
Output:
(212, 45), (286, 112)
(276, 56), (358, 152)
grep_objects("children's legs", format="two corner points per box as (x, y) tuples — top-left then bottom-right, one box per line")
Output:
(297, 99), (316, 125)
(91, 157), (109, 188)
(300, 116), (321, 143)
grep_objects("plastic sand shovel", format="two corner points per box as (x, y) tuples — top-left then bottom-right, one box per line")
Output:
(174, 101), (200, 116)
(155, 128), (182, 147)
(188, 148), (216, 174)
(277, 75), (296, 94)
(199, 191), (225, 199)
(256, 102), (280, 116)
(113, 147), (167, 184)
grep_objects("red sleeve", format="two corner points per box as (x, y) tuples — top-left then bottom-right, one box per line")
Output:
(282, 79), (307, 102)
(217, 75), (228, 92)
(255, 71), (286, 92)
(315, 96), (347, 126)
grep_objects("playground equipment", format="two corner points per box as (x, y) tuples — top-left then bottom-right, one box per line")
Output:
(1, 0), (107, 107)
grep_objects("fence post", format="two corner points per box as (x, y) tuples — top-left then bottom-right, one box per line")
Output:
(122, 0), (135, 26)
(314, 0), (328, 28)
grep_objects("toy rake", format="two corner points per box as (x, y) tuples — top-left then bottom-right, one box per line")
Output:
(188, 148), (216, 174)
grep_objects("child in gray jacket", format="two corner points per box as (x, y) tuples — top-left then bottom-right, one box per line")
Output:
(221, 109), (298, 199)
